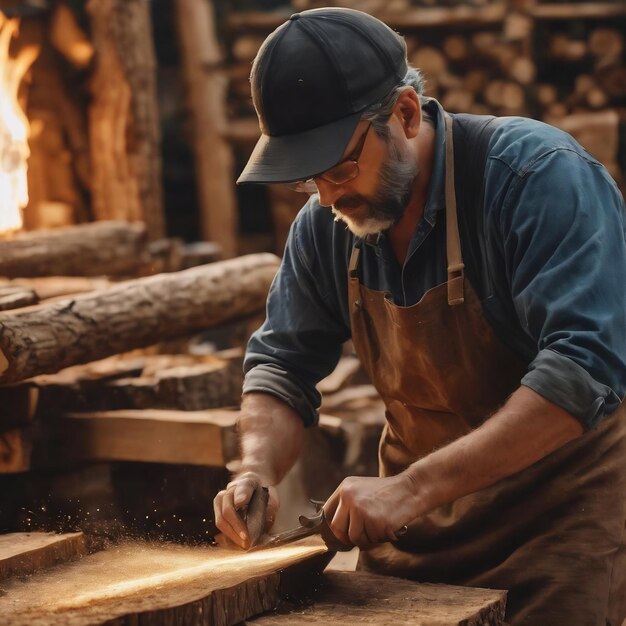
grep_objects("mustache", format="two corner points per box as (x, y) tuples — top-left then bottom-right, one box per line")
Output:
(334, 196), (366, 210)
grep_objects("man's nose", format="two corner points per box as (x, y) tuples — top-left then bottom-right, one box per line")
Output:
(315, 178), (343, 207)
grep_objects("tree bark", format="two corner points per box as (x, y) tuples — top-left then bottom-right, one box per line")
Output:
(87, 0), (165, 240)
(0, 253), (279, 384)
(0, 221), (148, 278)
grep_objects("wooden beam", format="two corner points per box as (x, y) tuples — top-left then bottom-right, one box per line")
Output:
(37, 408), (239, 467)
(0, 253), (279, 384)
(0, 532), (86, 581)
(175, 0), (238, 257)
(250, 570), (507, 626)
(0, 539), (330, 625)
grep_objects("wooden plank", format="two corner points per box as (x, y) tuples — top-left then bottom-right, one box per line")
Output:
(0, 538), (330, 626)
(0, 253), (279, 384)
(248, 570), (506, 626)
(530, 3), (626, 20)
(37, 408), (240, 467)
(0, 532), (86, 581)
(224, 4), (507, 32)
(175, 0), (238, 257)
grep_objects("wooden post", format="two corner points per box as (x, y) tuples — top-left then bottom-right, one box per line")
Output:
(87, 0), (165, 241)
(175, 0), (238, 257)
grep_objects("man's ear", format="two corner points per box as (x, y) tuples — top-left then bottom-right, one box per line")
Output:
(394, 88), (421, 139)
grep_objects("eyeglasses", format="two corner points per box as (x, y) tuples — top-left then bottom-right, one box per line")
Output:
(288, 123), (372, 194)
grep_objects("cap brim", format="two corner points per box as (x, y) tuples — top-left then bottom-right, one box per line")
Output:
(237, 112), (362, 184)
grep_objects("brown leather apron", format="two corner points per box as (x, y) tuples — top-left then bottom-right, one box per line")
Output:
(351, 114), (626, 625)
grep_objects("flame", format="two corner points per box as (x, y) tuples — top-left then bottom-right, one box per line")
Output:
(0, 13), (39, 235)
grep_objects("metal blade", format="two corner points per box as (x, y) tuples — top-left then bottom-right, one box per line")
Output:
(244, 485), (269, 548)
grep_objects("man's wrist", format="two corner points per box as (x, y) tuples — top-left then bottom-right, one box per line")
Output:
(400, 462), (437, 519)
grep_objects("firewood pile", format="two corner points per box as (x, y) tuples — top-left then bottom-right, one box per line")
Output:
(222, 0), (626, 252)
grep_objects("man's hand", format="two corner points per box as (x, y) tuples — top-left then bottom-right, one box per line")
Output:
(212, 392), (305, 549)
(323, 474), (416, 548)
(213, 471), (279, 549)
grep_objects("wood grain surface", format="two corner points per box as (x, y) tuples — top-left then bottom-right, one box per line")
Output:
(0, 538), (329, 626)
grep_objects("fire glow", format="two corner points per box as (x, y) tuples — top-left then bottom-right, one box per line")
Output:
(0, 12), (38, 235)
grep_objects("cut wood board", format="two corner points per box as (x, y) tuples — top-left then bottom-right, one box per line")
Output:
(246, 570), (506, 626)
(0, 538), (330, 626)
(0, 532), (86, 581)
(36, 408), (239, 468)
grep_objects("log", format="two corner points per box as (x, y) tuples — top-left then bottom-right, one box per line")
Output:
(0, 539), (330, 626)
(508, 57), (536, 85)
(0, 253), (279, 384)
(87, 0), (165, 240)
(29, 355), (242, 413)
(0, 221), (148, 278)
(0, 532), (86, 581)
(588, 27), (623, 61)
(249, 570), (507, 626)
(37, 408), (240, 467)
(9, 276), (113, 300)
(0, 285), (38, 311)
(175, 0), (238, 257)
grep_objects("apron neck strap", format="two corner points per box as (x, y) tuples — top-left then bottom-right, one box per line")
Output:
(444, 112), (465, 306)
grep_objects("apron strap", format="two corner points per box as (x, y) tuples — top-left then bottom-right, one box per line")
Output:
(348, 245), (361, 278)
(444, 112), (465, 306)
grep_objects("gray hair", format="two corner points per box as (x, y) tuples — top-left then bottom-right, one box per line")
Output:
(361, 67), (430, 141)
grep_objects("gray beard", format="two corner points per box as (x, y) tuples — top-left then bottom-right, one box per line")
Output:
(331, 139), (418, 238)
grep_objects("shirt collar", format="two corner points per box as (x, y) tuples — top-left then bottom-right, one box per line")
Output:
(422, 97), (446, 227)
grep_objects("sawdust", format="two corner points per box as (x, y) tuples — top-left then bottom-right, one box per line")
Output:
(0, 538), (327, 625)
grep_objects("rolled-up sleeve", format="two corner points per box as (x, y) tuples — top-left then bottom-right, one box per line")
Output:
(499, 148), (626, 429)
(243, 207), (351, 426)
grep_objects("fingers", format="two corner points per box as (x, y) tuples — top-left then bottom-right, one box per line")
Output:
(214, 473), (266, 549)
(213, 488), (248, 549)
(328, 499), (351, 546)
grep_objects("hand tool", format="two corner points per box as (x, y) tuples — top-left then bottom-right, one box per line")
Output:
(243, 485), (407, 552)
(242, 484), (269, 548)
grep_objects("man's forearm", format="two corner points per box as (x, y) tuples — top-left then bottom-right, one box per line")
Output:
(237, 392), (305, 484)
(404, 386), (584, 516)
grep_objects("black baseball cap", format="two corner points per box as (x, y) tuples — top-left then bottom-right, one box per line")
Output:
(237, 8), (408, 185)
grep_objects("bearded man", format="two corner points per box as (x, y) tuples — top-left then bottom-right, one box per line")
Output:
(213, 8), (626, 625)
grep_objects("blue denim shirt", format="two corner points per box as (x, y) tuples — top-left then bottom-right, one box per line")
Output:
(243, 101), (626, 430)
